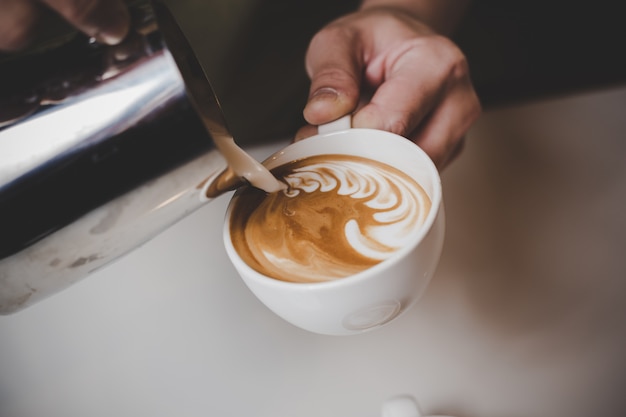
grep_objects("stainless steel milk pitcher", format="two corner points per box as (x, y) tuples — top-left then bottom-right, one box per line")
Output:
(0, 1), (233, 314)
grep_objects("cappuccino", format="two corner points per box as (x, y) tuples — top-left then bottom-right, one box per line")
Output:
(229, 154), (431, 283)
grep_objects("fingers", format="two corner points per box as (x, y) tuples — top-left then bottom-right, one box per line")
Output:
(303, 23), (363, 126)
(352, 34), (481, 169)
(40, 0), (130, 44)
(352, 40), (441, 136)
(0, 0), (41, 51)
(411, 75), (481, 169)
(294, 124), (318, 142)
(0, 0), (130, 51)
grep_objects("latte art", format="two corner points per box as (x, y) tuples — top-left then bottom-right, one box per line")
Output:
(229, 155), (431, 283)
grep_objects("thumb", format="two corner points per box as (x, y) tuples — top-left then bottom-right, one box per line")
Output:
(303, 26), (363, 125)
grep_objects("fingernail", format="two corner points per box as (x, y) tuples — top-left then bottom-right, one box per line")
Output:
(305, 88), (338, 115)
(309, 87), (339, 103)
(304, 87), (346, 124)
(96, 30), (125, 45)
(94, 20), (129, 45)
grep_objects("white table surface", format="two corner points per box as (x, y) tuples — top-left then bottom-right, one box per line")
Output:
(1, 86), (625, 417)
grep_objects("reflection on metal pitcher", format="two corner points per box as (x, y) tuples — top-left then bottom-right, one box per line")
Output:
(0, 1), (232, 314)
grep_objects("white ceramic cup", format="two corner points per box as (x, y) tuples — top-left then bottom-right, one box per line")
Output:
(223, 121), (445, 335)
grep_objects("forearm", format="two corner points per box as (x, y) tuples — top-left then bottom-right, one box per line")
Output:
(359, 0), (471, 35)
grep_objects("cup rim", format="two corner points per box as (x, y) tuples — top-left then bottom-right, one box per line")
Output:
(223, 128), (442, 291)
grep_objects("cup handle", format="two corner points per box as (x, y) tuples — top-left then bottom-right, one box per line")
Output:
(317, 115), (352, 135)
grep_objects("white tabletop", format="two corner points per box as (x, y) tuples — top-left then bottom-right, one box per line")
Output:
(1, 86), (625, 417)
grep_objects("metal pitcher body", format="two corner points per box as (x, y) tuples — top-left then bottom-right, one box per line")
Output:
(0, 1), (230, 314)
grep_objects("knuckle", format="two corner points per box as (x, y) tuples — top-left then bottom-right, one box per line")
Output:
(314, 66), (355, 85)
(423, 35), (471, 83)
(306, 24), (360, 76)
(438, 39), (470, 81)
(456, 95), (482, 147)
(398, 35), (471, 88)
(387, 116), (411, 136)
(470, 95), (483, 120)
(449, 56), (470, 81)
(312, 22), (355, 43)
(465, 90), (483, 122)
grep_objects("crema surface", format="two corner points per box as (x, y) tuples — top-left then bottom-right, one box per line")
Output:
(229, 155), (431, 283)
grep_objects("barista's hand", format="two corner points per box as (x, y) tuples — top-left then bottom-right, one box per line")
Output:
(0, 0), (130, 51)
(299, 7), (481, 169)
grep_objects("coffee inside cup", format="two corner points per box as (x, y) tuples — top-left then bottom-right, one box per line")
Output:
(229, 154), (431, 283)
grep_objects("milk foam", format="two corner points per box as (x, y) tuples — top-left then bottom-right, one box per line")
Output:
(283, 160), (428, 261)
(229, 155), (431, 283)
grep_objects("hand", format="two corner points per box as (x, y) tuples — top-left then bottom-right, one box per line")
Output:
(0, 0), (130, 51)
(299, 7), (481, 169)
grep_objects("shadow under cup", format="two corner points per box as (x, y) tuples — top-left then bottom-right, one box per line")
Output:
(223, 129), (445, 335)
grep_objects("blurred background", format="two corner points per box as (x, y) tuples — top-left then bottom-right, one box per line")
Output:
(160, 0), (626, 145)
